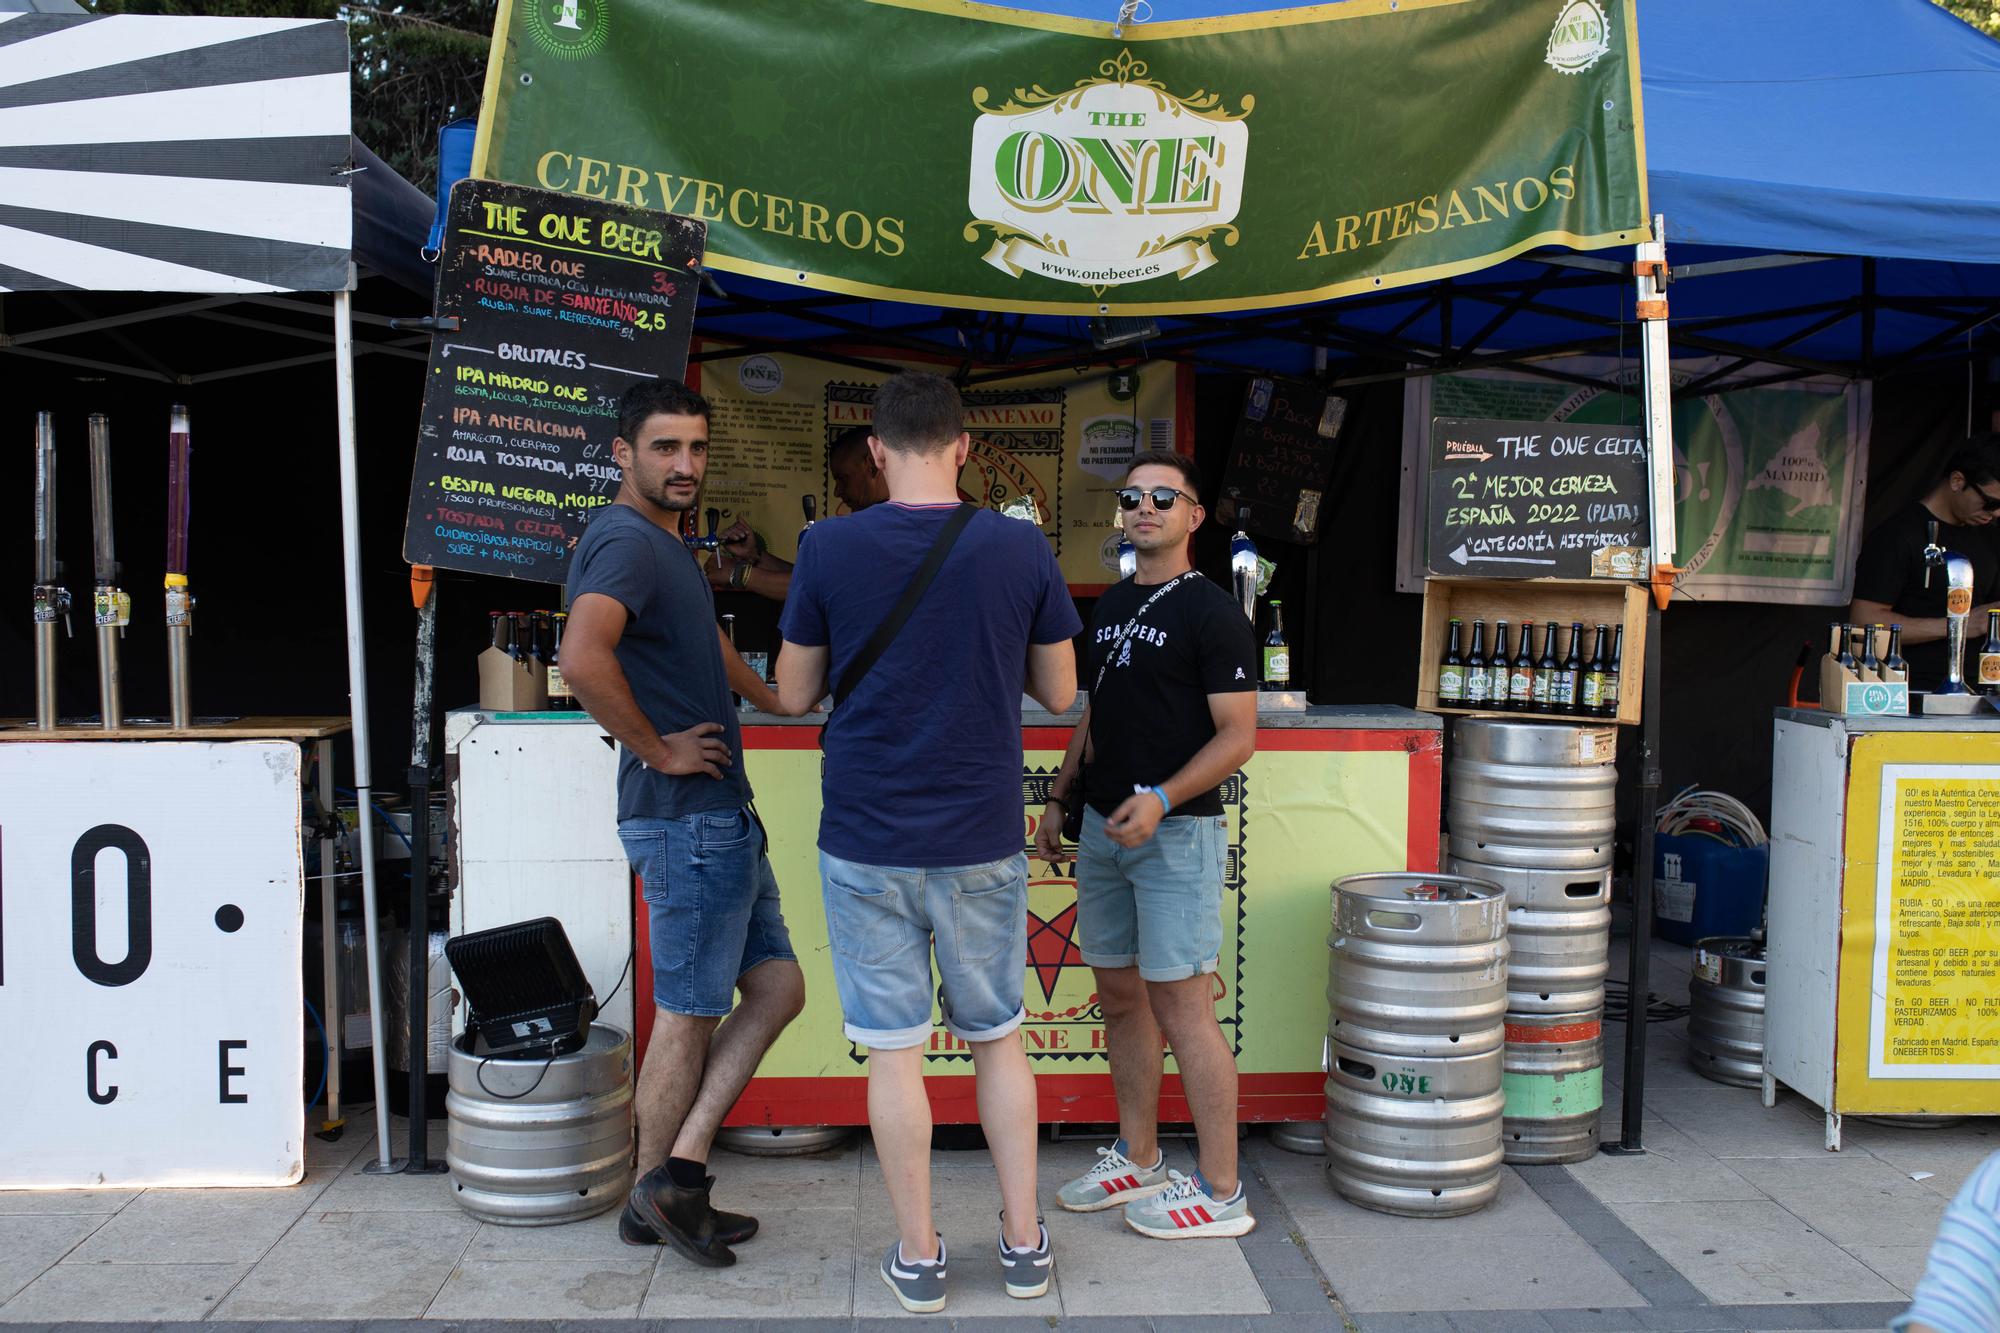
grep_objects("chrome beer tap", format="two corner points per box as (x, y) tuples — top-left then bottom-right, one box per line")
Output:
(1229, 505), (1260, 623)
(1923, 522), (1977, 696)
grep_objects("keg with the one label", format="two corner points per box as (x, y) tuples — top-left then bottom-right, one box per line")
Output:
(1687, 937), (1766, 1088)
(1329, 872), (1509, 1059)
(446, 1024), (634, 1225)
(1322, 1039), (1504, 1217)
(1501, 1010), (1604, 1164)
(1447, 721), (1618, 871)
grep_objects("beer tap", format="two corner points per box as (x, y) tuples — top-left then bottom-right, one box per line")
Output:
(87, 413), (129, 729)
(1229, 505), (1260, 623)
(1923, 528), (1977, 696)
(800, 492), (817, 547)
(32, 412), (72, 730)
(686, 505), (722, 552)
(165, 405), (195, 730)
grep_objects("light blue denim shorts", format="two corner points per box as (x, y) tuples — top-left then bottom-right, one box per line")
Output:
(1075, 806), (1226, 983)
(619, 808), (795, 1018)
(818, 850), (1028, 1050)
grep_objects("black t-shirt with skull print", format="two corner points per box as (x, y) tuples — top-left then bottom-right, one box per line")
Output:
(1082, 572), (1260, 818)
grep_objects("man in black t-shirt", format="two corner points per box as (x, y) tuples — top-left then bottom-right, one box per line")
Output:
(1850, 434), (2000, 690)
(1034, 449), (1260, 1240)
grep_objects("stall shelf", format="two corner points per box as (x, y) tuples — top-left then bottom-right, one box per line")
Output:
(445, 703), (1441, 1126)
(1765, 707), (2000, 1149)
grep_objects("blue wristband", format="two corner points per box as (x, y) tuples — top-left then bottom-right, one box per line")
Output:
(1147, 785), (1172, 816)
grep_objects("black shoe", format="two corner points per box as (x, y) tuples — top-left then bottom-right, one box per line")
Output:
(626, 1167), (735, 1268)
(620, 1180), (758, 1247)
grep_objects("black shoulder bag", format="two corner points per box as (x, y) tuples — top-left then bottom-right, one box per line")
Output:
(1059, 570), (1198, 841)
(820, 503), (976, 749)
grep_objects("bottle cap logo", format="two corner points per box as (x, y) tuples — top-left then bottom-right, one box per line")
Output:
(1545, 0), (1612, 75)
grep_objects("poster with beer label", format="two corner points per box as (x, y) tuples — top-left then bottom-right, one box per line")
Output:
(403, 180), (706, 584)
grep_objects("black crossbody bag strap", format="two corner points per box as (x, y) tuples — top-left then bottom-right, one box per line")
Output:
(832, 502), (976, 709)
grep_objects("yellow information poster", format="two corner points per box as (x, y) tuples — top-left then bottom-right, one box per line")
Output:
(691, 347), (1191, 591)
(1837, 731), (2000, 1113)
(726, 726), (1439, 1124)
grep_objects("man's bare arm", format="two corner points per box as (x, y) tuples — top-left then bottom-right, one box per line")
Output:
(718, 624), (783, 714)
(775, 639), (830, 716)
(561, 593), (731, 777)
(1025, 640), (1078, 714)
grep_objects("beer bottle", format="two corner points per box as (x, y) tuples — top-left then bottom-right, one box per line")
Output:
(1559, 620), (1584, 714)
(1509, 619), (1536, 710)
(1980, 610), (2000, 694)
(1827, 621), (1844, 661)
(1532, 621), (1559, 713)
(1580, 623), (1610, 714)
(1490, 621), (1512, 710)
(1860, 622), (1882, 680)
(1603, 624), (1624, 717)
(505, 611), (529, 663)
(1438, 618), (1466, 706)
(489, 611), (509, 656)
(1836, 623), (1858, 672)
(1465, 619), (1491, 706)
(1262, 599), (1291, 691)
(1884, 622), (1908, 684)
(548, 611), (571, 704)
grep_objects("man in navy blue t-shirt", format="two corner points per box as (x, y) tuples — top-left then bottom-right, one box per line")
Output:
(562, 379), (804, 1270)
(777, 371), (1080, 1313)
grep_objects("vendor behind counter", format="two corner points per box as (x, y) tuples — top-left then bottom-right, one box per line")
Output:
(1850, 432), (2000, 692)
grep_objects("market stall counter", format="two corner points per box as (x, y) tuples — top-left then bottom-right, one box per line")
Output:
(445, 702), (1441, 1126)
(1766, 706), (2000, 1149)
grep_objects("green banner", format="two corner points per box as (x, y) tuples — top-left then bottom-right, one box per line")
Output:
(475, 0), (1648, 315)
(1399, 358), (1873, 605)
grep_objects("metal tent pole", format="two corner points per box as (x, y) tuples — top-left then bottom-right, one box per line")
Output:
(404, 565), (444, 1173)
(1607, 214), (1678, 1157)
(334, 286), (399, 1171)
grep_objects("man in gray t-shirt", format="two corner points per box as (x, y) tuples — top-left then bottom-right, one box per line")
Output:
(561, 379), (803, 1270)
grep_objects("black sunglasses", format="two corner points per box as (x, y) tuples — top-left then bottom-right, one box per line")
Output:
(1117, 485), (1193, 511)
(1976, 482), (2000, 513)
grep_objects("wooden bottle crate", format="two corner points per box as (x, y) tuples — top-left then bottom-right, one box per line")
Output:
(1415, 576), (1646, 726)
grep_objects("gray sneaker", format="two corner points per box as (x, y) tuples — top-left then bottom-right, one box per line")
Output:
(1057, 1142), (1172, 1212)
(879, 1236), (947, 1313)
(998, 1215), (1052, 1298)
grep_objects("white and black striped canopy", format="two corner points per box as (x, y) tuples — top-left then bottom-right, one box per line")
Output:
(0, 13), (351, 293)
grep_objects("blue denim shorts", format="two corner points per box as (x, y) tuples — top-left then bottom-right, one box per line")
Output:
(1075, 806), (1226, 983)
(619, 808), (796, 1018)
(818, 849), (1028, 1050)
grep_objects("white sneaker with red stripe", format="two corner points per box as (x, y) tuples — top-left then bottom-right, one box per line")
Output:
(1056, 1143), (1171, 1213)
(1123, 1169), (1256, 1239)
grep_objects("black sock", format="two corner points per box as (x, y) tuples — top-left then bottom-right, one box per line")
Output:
(666, 1156), (707, 1190)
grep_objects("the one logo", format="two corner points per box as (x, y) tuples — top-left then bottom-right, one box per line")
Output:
(966, 48), (1252, 295)
(1545, 0), (1611, 74)
(737, 354), (783, 396)
(523, 0), (608, 59)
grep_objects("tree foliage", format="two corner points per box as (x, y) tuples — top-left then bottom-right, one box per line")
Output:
(83, 0), (496, 190)
(1936, 0), (2000, 36)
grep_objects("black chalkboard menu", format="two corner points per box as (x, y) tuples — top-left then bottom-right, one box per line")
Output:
(1425, 416), (1650, 580)
(1216, 376), (1347, 545)
(403, 180), (707, 583)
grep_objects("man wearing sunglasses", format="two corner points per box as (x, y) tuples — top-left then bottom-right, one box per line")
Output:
(1851, 433), (2000, 691)
(1034, 449), (1260, 1240)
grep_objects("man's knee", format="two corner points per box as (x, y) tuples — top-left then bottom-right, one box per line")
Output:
(1094, 966), (1148, 1018)
(1146, 975), (1220, 1036)
(741, 958), (807, 1021)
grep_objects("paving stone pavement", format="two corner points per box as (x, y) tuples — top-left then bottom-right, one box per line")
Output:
(0, 939), (1986, 1330)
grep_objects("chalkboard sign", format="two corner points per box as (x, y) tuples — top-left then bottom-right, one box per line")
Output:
(1216, 376), (1346, 544)
(403, 180), (707, 583)
(1425, 416), (1649, 579)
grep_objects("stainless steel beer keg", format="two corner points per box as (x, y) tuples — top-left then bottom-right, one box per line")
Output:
(1453, 857), (1613, 1015)
(1448, 721), (1618, 871)
(1501, 1010), (1604, 1165)
(1687, 937), (1766, 1088)
(1322, 1038), (1504, 1218)
(1329, 872), (1509, 1059)
(446, 1024), (633, 1225)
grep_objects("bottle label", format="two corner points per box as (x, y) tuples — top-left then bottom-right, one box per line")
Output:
(1438, 666), (1464, 703)
(547, 665), (569, 698)
(1980, 653), (2000, 686)
(1509, 670), (1532, 703)
(1603, 677), (1620, 712)
(1530, 673), (1550, 706)
(1467, 671), (1490, 704)
(1489, 666), (1509, 703)
(1263, 648), (1290, 683)
(1581, 671), (1604, 709)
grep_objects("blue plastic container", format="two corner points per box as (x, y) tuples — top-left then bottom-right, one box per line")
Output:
(1653, 834), (1768, 947)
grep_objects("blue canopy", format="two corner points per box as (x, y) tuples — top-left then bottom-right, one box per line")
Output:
(691, 0), (2000, 380)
